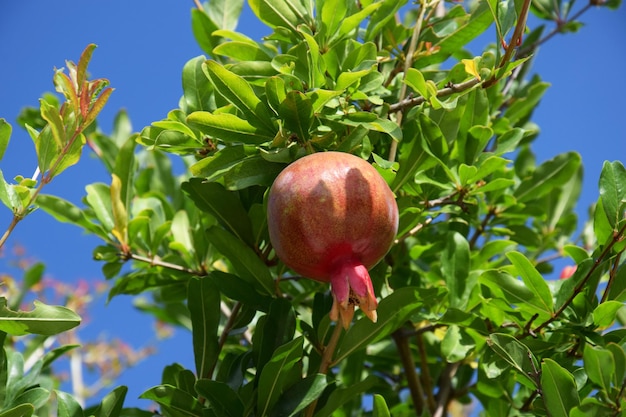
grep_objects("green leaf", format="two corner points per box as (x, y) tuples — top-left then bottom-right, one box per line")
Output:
(253, 299), (296, 375)
(503, 80), (550, 126)
(442, 232), (471, 309)
(480, 270), (551, 320)
(39, 99), (65, 149)
(269, 374), (327, 417)
(189, 144), (247, 179)
(203, 61), (276, 133)
(257, 337), (304, 417)
(56, 390), (84, 417)
(487, 333), (539, 388)
(249, 0), (311, 33)
(404, 68), (429, 98)
(593, 301), (623, 328)
(0, 119), (12, 162)
(372, 394), (390, 417)
(113, 134), (137, 216)
(85, 183), (115, 232)
(206, 226), (274, 295)
(0, 298), (80, 336)
(279, 90), (313, 141)
(222, 154), (285, 190)
(182, 179), (254, 246)
(391, 121), (436, 192)
(182, 56), (213, 113)
(195, 379), (244, 417)
(599, 160), (626, 229)
(140, 385), (203, 416)
(12, 387), (50, 411)
(336, 287), (440, 362)
(541, 358), (580, 417)
(91, 386), (128, 417)
(188, 277), (220, 380)
(514, 152), (581, 203)
(0, 404), (34, 417)
(583, 345), (614, 392)
(313, 375), (379, 417)
(213, 41), (272, 61)
(205, 0), (244, 31)
(37, 194), (106, 237)
(187, 111), (274, 144)
(506, 251), (553, 313)
(335, 3), (381, 41)
(441, 325), (475, 362)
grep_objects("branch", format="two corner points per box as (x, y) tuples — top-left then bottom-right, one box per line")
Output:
(531, 222), (626, 336)
(393, 329), (425, 414)
(433, 362), (461, 417)
(388, 77), (481, 113)
(127, 252), (207, 276)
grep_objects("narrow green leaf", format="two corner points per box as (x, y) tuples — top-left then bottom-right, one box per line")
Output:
(279, 91), (313, 141)
(514, 152), (581, 203)
(113, 135), (137, 214)
(213, 41), (272, 61)
(313, 375), (379, 417)
(506, 251), (553, 313)
(269, 374), (327, 417)
(253, 298), (296, 374)
(37, 194), (105, 236)
(541, 358), (580, 417)
(182, 56), (213, 112)
(441, 325), (475, 362)
(34, 125), (59, 174)
(189, 144), (247, 179)
(372, 394), (391, 417)
(442, 232), (471, 309)
(85, 183), (114, 232)
(222, 154), (285, 190)
(0, 169), (19, 210)
(0, 119), (10, 161)
(404, 68), (429, 98)
(593, 301), (623, 328)
(83, 87), (113, 129)
(0, 299), (80, 336)
(320, 0), (347, 42)
(195, 380), (244, 417)
(203, 61), (275, 133)
(205, 0), (244, 31)
(182, 179), (254, 246)
(140, 385), (203, 416)
(266, 76), (286, 114)
(584, 344), (615, 392)
(191, 9), (219, 56)
(206, 226), (274, 295)
(480, 270), (551, 320)
(91, 386), (128, 417)
(257, 337), (304, 417)
(56, 390), (84, 417)
(39, 99), (65, 148)
(336, 287), (439, 363)
(188, 278), (220, 380)
(110, 174), (128, 245)
(599, 160), (626, 229)
(504, 81), (550, 126)
(0, 403), (34, 417)
(50, 133), (86, 178)
(487, 333), (538, 388)
(187, 111), (274, 144)
(249, 0), (311, 33)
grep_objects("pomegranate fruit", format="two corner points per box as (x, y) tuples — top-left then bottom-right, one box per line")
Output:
(267, 151), (399, 328)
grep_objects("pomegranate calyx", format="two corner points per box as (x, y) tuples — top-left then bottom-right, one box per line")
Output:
(329, 260), (378, 329)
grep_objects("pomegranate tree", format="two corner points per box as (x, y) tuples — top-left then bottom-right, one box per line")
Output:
(267, 151), (399, 328)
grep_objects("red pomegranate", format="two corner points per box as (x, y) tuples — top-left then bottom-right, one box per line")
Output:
(267, 151), (399, 328)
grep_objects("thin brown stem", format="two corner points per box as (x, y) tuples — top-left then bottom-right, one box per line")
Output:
(304, 323), (343, 417)
(469, 208), (496, 249)
(416, 332), (437, 413)
(531, 222), (626, 335)
(206, 301), (243, 379)
(389, 77), (481, 114)
(128, 252), (207, 276)
(601, 250), (623, 304)
(433, 362), (461, 417)
(393, 329), (425, 414)
(193, 0), (203, 10)
(389, 0), (432, 163)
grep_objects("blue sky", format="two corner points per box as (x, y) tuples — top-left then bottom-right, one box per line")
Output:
(0, 0), (624, 410)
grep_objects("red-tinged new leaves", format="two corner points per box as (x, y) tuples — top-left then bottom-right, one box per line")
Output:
(82, 87), (113, 129)
(76, 43), (97, 92)
(53, 71), (80, 115)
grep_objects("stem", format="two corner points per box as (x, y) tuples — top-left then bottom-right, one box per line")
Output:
(128, 252), (207, 276)
(388, 0), (431, 163)
(206, 301), (243, 379)
(433, 362), (461, 417)
(193, 0), (203, 10)
(601, 250), (623, 304)
(304, 323), (343, 417)
(416, 332), (437, 413)
(389, 77), (481, 114)
(393, 329), (425, 414)
(531, 222), (626, 335)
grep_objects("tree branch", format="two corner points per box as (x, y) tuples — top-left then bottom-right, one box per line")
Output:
(393, 329), (425, 414)
(127, 252), (207, 276)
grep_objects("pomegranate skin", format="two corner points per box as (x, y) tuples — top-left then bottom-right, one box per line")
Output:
(267, 152), (398, 327)
(267, 152), (398, 281)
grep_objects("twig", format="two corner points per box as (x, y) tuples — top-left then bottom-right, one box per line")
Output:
(304, 323), (343, 417)
(433, 362), (461, 417)
(468, 208), (496, 249)
(193, 0), (203, 10)
(394, 217), (433, 245)
(388, 77), (481, 113)
(531, 222), (626, 336)
(393, 329), (425, 414)
(416, 331), (437, 413)
(388, 0), (432, 163)
(127, 252), (207, 276)
(601, 250), (623, 304)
